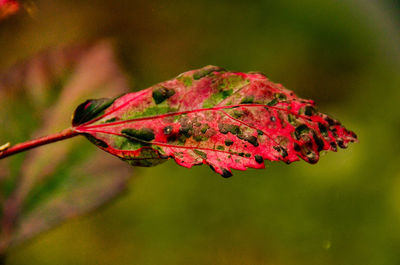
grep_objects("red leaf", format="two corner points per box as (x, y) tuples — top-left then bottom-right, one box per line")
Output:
(72, 66), (357, 177)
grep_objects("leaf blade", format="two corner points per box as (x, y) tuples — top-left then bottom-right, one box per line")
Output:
(74, 66), (357, 176)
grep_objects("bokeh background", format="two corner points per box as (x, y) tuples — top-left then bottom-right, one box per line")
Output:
(1, 0), (400, 264)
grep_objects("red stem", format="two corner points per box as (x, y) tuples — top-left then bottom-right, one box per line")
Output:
(0, 128), (79, 160)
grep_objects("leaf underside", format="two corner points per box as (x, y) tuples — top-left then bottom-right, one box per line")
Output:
(73, 65), (357, 177)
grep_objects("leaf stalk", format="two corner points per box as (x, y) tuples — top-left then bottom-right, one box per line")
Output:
(0, 128), (78, 159)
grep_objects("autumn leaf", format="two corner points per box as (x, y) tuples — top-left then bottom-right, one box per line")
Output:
(72, 65), (357, 177)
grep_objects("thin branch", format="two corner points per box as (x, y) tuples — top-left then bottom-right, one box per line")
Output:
(0, 128), (79, 160)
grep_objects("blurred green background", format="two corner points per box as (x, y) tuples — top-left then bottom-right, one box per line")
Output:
(1, 0), (400, 264)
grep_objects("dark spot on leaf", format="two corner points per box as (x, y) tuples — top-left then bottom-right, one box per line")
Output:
(72, 97), (116, 126)
(225, 139), (234, 146)
(273, 146), (288, 158)
(270, 116), (276, 122)
(337, 139), (347, 148)
(255, 155), (263, 164)
(217, 145), (225, 151)
(267, 98), (278, 106)
(218, 123), (241, 135)
(304, 136), (313, 148)
(281, 148), (288, 158)
(295, 124), (309, 139)
(179, 124), (192, 137)
(299, 145), (318, 163)
(163, 126), (173, 135)
(330, 141), (337, 151)
(304, 106), (316, 116)
(245, 136), (259, 147)
(166, 133), (178, 143)
(105, 117), (117, 123)
(318, 122), (328, 137)
(257, 130), (264, 136)
(221, 89), (233, 99)
(193, 135), (207, 142)
(238, 152), (245, 157)
(313, 133), (325, 152)
(275, 93), (287, 100)
(177, 135), (188, 145)
(152, 86), (175, 104)
(201, 124), (210, 134)
(121, 128), (155, 142)
(221, 169), (232, 178)
(294, 142), (301, 152)
(244, 153), (251, 157)
(325, 117), (336, 126)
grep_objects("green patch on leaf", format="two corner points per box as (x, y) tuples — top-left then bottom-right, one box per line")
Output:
(288, 114), (297, 125)
(121, 128), (155, 142)
(240, 96), (254, 104)
(123, 105), (177, 120)
(220, 75), (249, 90)
(193, 135), (208, 142)
(114, 135), (143, 150)
(177, 75), (193, 87)
(193, 149), (207, 159)
(202, 89), (233, 108)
